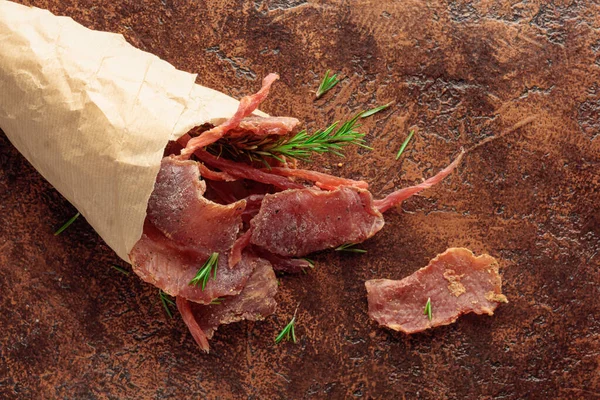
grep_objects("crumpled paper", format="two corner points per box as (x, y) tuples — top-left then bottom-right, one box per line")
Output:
(0, 0), (246, 261)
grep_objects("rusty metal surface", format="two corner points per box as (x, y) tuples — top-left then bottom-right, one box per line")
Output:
(1, 0), (600, 398)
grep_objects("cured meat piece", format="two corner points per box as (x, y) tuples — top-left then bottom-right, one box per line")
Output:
(249, 154), (462, 257)
(264, 167), (368, 190)
(374, 151), (464, 212)
(130, 223), (255, 304)
(250, 187), (384, 257)
(147, 156), (246, 252)
(177, 296), (210, 352)
(181, 73), (279, 157)
(228, 116), (300, 137)
(195, 150), (304, 191)
(178, 258), (277, 352)
(365, 248), (508, 334)
(254, 249), (313, 274)
(198, 163), (237, 182)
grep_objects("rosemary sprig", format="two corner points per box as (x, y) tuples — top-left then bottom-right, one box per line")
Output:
(275, 308), (299, 344)
(303, 258), (315, 268)
(396, 130), (415, 160)
(424, 297), (432, 321)
(189, 252), (219, 290)
(159, 290), (175, 318)
(315, 70), (340, 99)
(111, 265), (130, 276)
(361, 102), (393, 118)
(335, 243), (367, 253)
(210, 297), (225, 305)
(209, 114), (370, 164)
(54, 212), (80, 235)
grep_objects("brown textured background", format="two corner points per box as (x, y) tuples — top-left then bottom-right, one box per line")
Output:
(1, 0), (599, 399)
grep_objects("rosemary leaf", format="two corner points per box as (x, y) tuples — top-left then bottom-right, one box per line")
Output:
(361, 102), (393, 118)
(54, 212), (80, 236)
(335, 243), (367, 254)
(189, 252), (219, 290)
(315, 70), (340, 99)
(159, 290), (175, 318)
(424, 297), (432, 321)
(111, 265), (130, 276)
(275, 316), (297, 344)
(395, 130), (415, 160)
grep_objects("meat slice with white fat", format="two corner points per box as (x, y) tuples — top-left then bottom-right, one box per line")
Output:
(365, 248), (508, 334)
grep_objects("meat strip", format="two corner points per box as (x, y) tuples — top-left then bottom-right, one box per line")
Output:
(195, 150), (304, 191)
(228, 116), (300, 137)
(264, 167), (369, 190)
(365, 248), (508, 334)
(181, 73), (279, 157)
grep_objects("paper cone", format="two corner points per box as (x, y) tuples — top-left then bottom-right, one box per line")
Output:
(0, 0), (252, 261)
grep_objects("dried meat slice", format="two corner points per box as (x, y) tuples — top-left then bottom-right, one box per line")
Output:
(191, 258), (277, 340)
(228, 116), (300, 137)
(250, 187), (384, 257)
(181, 73), (279, 157)
(130, 222), (255, 304)
(365, 248), (508, 334)
(147, 156), (246, 252)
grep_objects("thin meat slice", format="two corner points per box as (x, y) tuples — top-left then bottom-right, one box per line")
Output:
(374, 150), (464, 212)
(265, 167), (369, 190)
(254, 249), (313, 273)
(365, 248), (508, 334)
(130, 223), (256, 304)
(198, 163), (237, 182)
(195, 150), (304, 191)
(181, 73), (279, 158)
(228, 116), (300, 137)
(250, 187), (384, 257)
(185, 258), (278, 348)
(147, 156), (246, 252)
(177, 296), (210, 352)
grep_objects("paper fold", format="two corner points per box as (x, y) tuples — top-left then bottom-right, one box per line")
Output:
(0, 0), (243, 261)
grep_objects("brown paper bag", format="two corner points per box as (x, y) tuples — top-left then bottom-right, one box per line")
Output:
(0, 1), (252, 261)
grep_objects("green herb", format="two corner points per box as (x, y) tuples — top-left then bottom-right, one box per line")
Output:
(189, 252), (219, 290)
(361, 102), (393, 118)
(159, 290), (175, 318)
(395, 130), (415, 160)
(54, 212), (80, 235)
(303, 258), (315, 268)
(424, 297), (432, 321)
(210, 114), (370, 165)
(210, 297), (225, 305)
(315, 70), (340, 99)
(275, 308), (298, 344)
(335, 243), (367, 253)
(111, 265), (130, 276)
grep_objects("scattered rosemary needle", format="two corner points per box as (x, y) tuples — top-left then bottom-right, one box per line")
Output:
(335, 243), (367, 253)
(189, 252), (219, 290)
(424, 297), (432, 321)
(53, 212), (80, 235)
(111, 265), (130, 276)
(210, 297), (225, 305)
(303, 258), (315, 268)
(361, 102), (393, 118)
(159, 290), (175, 319)
(275, 308), (299, 344)
(395, 130), (415, 160)
(315, 70), (340, 99)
